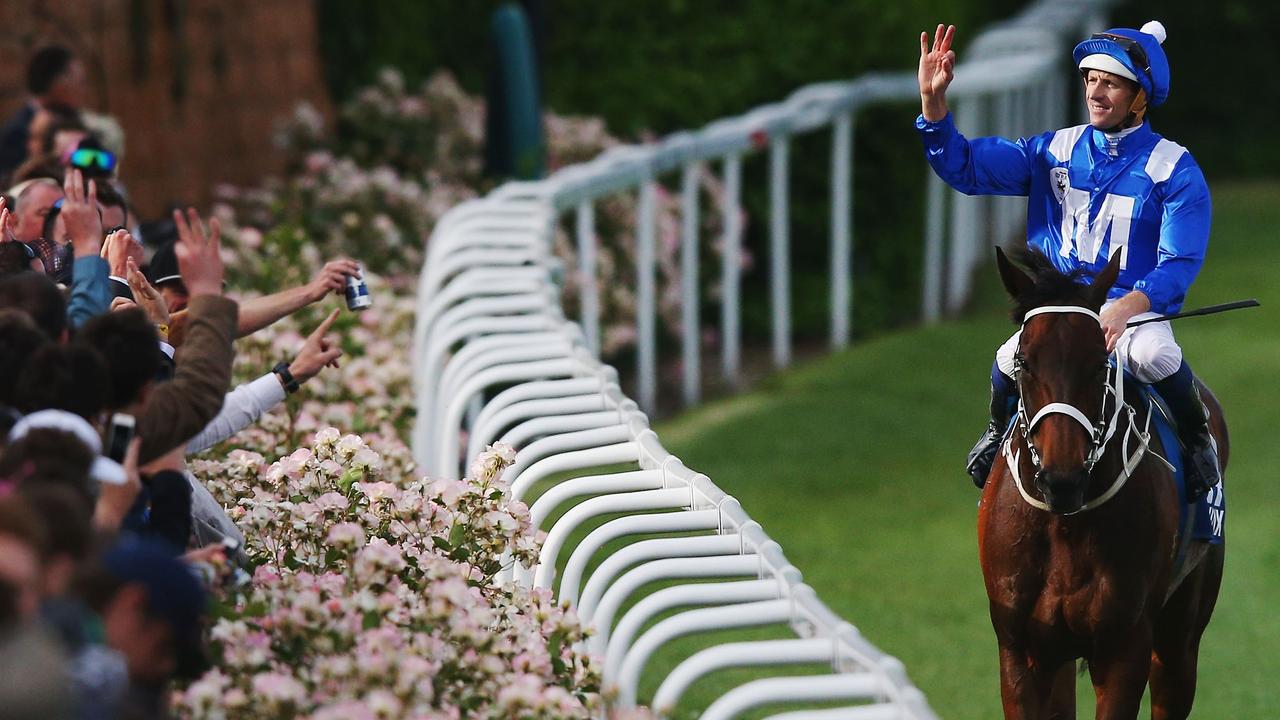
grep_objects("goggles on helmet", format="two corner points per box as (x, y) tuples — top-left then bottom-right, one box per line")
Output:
(1090, 32), (1151, 77)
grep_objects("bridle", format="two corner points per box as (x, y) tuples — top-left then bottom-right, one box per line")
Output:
(1002, 305), (1173, 514)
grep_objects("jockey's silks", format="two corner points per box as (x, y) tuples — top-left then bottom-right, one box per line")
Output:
(916, 113), (1211, 314)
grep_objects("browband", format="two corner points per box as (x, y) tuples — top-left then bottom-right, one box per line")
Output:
(1022, 305), (1100, 324)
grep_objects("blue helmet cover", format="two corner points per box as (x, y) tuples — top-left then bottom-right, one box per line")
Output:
(1072, 26), (1170, 106)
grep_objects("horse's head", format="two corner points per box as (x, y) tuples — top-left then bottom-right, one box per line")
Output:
(996, 245), (1123, 514)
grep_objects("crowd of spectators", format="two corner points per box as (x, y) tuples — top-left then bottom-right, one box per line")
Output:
(0, 45), (365, 719)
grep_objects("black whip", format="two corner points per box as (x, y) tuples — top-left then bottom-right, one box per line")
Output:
(1126, 299), (1260, 328)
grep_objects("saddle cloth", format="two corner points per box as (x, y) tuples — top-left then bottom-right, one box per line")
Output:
(1133, 378), (1225, 546)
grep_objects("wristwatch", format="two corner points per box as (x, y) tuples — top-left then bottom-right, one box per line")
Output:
(272, 361), (301, 394)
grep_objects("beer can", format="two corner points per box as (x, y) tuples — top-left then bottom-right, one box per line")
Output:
(345, 264), (372, 311)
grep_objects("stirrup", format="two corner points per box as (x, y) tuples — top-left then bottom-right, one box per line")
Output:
(1184, 438), (1220, 503)
(965, 423), (1002, 489)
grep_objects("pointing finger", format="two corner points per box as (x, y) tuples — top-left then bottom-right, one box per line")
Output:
(310, 308), (341, 340)
(920, 31), (929, 57)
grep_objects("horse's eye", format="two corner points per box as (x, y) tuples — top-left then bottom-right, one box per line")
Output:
(1013, 353), (1029, 374)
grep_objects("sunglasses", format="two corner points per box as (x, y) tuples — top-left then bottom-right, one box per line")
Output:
(69, 147), (118, 173)
(1091, 32), (1150, 76)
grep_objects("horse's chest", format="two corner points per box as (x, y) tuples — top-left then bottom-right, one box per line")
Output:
(1026, 542), (1154, 638)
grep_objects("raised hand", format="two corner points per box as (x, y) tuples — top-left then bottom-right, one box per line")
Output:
(919, 24), (956, 122)
(94, 437), (143, 531)
(62, 169), (104, 258)
(125, 256), (171, 326)
(0, 197), (16, 243)
(287, 308), (344, 384)
(101, 227), (144, 277)
(172, 207), (225, 298)
(306, 258), (361, 303)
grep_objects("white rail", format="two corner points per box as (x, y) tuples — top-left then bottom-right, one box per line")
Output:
(413, 2), (1115, 716)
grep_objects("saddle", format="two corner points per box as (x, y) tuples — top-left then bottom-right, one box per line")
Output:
(1126, 373), (1224, 546)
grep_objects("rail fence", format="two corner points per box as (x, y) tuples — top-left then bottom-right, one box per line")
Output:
(413, 1), (1116, 716)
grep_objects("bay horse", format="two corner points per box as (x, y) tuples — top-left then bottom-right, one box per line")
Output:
(978, 246), (1226, 719)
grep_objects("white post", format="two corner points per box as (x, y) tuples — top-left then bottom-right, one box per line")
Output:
(922, 172), (946, 324)
(993, 90), (1015, 241)
(721, 154), (742, 386)
(830, 113), (853, 349)
(946, 98), (979, 315)
(769, 136), (791, 368)
(576, 201), (599, 356)
(637, 179), (657, 414)
(680, 162), (701, 407)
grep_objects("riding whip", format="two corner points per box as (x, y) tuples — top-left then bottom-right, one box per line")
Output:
(1126, 299), (1260, 328)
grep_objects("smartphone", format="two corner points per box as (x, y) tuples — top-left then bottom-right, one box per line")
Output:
(105, 413), (135, 463)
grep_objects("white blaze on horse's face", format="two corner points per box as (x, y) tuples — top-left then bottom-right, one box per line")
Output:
(1014, 306), (1111, 512)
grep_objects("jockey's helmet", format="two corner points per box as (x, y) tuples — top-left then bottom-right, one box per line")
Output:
(1073, 21), (1171, 107)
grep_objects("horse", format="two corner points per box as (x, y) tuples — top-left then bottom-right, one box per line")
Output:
(977, 246), (1226, 720)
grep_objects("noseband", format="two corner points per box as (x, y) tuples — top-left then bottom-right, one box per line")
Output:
(1003, 305), (1172, 514)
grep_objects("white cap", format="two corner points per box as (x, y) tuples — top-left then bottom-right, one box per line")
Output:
(1078, 53), (1138, 83)
(8, 409), (128, 485)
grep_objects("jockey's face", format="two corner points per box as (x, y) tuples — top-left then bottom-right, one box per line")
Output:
(1083, 70), (1139, 130)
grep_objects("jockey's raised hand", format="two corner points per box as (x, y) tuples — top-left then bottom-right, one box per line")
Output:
(919, 24), (956, 122)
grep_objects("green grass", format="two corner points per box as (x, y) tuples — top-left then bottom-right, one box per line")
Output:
(641, 180), (1280, 718)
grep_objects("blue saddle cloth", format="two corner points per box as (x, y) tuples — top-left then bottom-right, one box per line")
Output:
(1130, 378), (1225, 545)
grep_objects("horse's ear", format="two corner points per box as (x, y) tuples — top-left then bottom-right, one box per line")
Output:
(1090, 248), (1124, 308)
(996, 246), (1034, 301)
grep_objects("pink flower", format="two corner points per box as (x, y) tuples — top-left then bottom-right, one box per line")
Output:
(356, 481), (398, 502)
(429, 479), (468, 509)
(278, 448), (312, 479)
(315, 492), (349, 513)
(326, 522), (366, 549)
(250, 671), (306, 706)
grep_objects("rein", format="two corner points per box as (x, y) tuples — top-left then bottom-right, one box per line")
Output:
(1002, 305), (1175, 515)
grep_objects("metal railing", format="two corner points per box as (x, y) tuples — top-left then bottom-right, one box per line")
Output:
(413, 1), (1115, 716)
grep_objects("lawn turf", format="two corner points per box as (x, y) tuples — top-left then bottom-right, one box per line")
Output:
(649, 180), (1280, 718)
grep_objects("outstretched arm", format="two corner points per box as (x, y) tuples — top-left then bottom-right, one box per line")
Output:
(235, 258), (360, 337)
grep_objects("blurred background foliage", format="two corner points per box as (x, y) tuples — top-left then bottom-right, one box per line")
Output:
(315, 0), (1271, 344)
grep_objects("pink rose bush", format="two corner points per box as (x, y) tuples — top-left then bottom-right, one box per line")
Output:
(182, 439), (599, 718)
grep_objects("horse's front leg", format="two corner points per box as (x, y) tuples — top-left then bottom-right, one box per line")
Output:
(1089, 624), (1154, 720)
(997, 644), (1061, 720)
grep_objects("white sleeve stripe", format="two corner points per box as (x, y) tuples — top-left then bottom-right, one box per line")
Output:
(1048, 125), (1089, 163)
(1144, 139), (1188, 184)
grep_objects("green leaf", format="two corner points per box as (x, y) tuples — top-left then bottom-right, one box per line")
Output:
(448, 522), (466, 548)
(338, 467), (362, 492)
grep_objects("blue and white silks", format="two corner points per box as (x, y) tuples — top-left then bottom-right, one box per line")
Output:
(916, 113), (1211, 315)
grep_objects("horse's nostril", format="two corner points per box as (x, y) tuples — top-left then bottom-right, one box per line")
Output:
(1035, 469), (1087, 513)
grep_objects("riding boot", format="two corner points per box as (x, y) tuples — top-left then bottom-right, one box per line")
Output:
(1152, 361), (1220, 502)
(965, 362), (1019, 489)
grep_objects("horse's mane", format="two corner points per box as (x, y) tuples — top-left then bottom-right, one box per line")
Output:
(1005, 243), (1096, 323)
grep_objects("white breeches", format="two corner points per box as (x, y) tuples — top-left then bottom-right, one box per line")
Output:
(995, 306), (1183, 384)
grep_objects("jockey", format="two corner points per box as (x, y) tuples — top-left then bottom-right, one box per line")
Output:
(914, 21), (1221, 499)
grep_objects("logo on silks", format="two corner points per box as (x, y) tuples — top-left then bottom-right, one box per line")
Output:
(1050, 167), (1070, 204)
